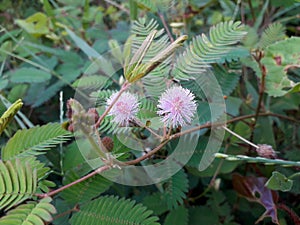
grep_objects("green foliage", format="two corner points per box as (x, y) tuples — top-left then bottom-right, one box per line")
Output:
(142, 193), (168, 215)
(261, 37), (300, 96)
(162, 170), (188, 209)
(15, 12), (50, 37)
(135, 0), (174, 12)
(258, 23), (286, 49)
(0, 197), (56, 224)
(8, 68), (51, 84)
(215, 153), (300, 167)
(69, 195), (160, 225)
(2, 123), (72, 160)
(174, 21), (247, 80)
(164, 206), (188, 225)
(61, 170), (112, 206)
(265, 171), (293, 192)
(0, 1), (300, 224)
(0, 159), (37, 211)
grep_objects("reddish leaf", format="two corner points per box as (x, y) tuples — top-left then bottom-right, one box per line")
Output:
(232, 173), (279, 224)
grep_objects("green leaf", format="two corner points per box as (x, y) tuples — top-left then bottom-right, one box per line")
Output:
(0, 99), (23, 136)
(258, 23), (286, 49)
(135, 0), (174, 12)
(1, 123), (72, 160)
(72, 75), (109, 89)
(31, 62), (82, 108)
(265, 171), (293, 192)
(69, 195), (160, 225)
(8, 68), (51, 83)
(0, 197), (56, 224)
(261, 37), (300, 97)
(0, 159), (37, 211)
(64, 27), (100, 58)
(163, 170), (188, 209)
(189, 206), (219, 225)
(15, 12), (49, 37)
(142, 193), (168, 215)
(174, 20), (247, 80)
(0, 79), (8, 91)
(61, 170), (112, 205)
(164, 206), (188, 225)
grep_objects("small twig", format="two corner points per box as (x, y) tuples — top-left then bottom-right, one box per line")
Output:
(288, 172), (300, 180)
(50, 205), (79, 224)
(253, 52), (267, 123)
(248, 51), (267, 148)
(103, 0), (130, 15)
(134, 119), (163, 139)
(158, 13), (174, 42)
(126, 139), (169, 165)
(277, 203), (300, 225)
(35, 165), (110, 198)
(223, 126), (258, 148)
(170, 112), (299, 140)
(36, 112), (299, 198)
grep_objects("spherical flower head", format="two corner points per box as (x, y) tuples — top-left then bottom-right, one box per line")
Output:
(106, 92), (139, 126)
(157, 86), (197, 127)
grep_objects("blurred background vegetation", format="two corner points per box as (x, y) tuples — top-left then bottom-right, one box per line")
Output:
(0, 0), (300, 224)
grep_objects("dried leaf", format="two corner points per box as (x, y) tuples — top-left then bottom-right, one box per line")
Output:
(232, 173), (279, 224)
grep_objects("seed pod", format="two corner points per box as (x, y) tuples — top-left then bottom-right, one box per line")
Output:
(256, 144), (277, 159)
(101, 136), (114, 152)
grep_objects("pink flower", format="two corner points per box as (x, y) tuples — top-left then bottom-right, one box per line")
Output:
(157, 86), (197, 127)
(106, 92), (139, 126)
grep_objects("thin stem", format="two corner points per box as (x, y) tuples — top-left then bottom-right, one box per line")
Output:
(129, 0), (138, 20)
(158, 13), (174, 42)
(254, 52), (267, 123)
(37, 112), (299, 198)
(95, 81), (130, 128)
(223, 126), (259, 149)
(134, 119), (163, 139)
(277, 203), (300, 225)
(0, 48), (89, 101)
(126, 139), (169, 165)
(249, 51), (267, 148)
(170, 112), (299, 140)
(49, 205), (79, 224)
(288, 172), (300, 180)
(248, 0), (256, 23)
(36, 165), (110, 198)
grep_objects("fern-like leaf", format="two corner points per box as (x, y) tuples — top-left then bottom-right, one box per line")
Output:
(142, 192), (169, 215)
(0, 99), (23, 136)
(0, 197), (56, 224)
(1, 123), (72, 160)
(0, 159), (37, 211)
(90, 89), (117, 107)
(98, 115), (131, 134)
(259, 23), (286, 49)
(61, 170), (112, 205)
(72, 75), (111, 90)
(138, 98), (158, 119)
(131, 18), (171, 95)
(135, 0), (174, 12)
(69, 195), (160, 225)
(164, 206), (188, 225)
(163, 170), (188, 209)
(174, 21), (247, 80)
